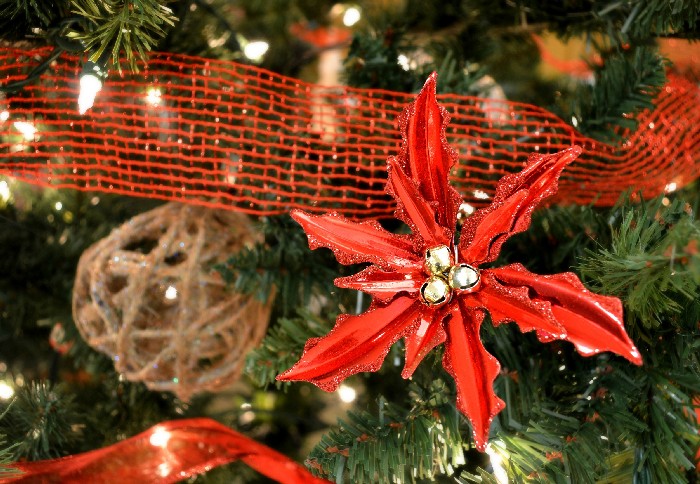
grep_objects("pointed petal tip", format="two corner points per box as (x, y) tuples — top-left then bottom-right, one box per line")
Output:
(553, 145), (583, 169)
(289, 208), (308, 223)
(418, 72), (438, 98)
(628, 346), (643, 366)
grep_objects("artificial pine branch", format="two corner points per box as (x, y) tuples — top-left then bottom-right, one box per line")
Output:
(245, 311), (332, 388)
(216, 215), (344, 316)
(0, 382), (83, 461)
(572, 45), (667, 142)
(307, 380), (469, 483)
(578, 196), (700, 328)
(0, 435), (20, 479)
(0, 0), (67, 40)
(68, 0), (177, 71)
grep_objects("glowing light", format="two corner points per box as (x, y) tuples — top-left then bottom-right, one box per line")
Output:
(156, 463), (171, 478)
(338, 384), (357, 403)
(0, 381), (14, 400)
(473, 189), (490, 200)
(55, 202), (63, 211)
(665, 182), (677, 193)
(13, 121), (37, 140)
(397, 54), (410, 71)
(342, 6), (361, 27)
(165, 285), (178, 300)
(460, 202), (475, 217)
(485, 441), (508, 484)
(78, 74), (103, 115)
(243, 41), (269, 62)
(0, 111), (8, 122)
(0, 181), (10, 203)
(149, 427), (171, 448)
(146, 88), (162, 106)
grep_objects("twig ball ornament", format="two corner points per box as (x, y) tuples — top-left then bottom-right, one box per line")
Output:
(72, 202), (271, 400)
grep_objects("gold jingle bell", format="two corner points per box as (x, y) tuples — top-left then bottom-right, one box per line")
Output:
(448, 263), (480, 292)
(424, 245), (453, 276)
(420, 276), (451, 306)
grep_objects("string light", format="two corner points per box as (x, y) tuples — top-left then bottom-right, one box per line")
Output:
(146, 87), (162, 107)
(78, 59), (109, 115)
(337, 383), (357, 403)
(0, 110), (8, 122)
(13, 121), (37, 140)
(243, 41), (269, 62)
(165, 285), (178, 300)
(149, 427), (172, 448)
(473, 189), (490, 200)
(0, 181), (10, 203)
(342, 6), (362, 27)
(0, 381), (14, 400)
(485, 441), (508, 484)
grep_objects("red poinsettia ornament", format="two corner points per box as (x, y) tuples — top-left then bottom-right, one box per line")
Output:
(277, 73), (642, 451)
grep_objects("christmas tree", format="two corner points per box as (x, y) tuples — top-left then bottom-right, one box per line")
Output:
(0, 1), (699, 482)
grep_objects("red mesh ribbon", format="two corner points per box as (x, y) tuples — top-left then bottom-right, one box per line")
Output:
(0, 418), (329, 484)
(0, 47), (698, 217)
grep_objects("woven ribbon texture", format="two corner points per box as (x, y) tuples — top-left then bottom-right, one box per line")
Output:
(0, 48), (698, 217)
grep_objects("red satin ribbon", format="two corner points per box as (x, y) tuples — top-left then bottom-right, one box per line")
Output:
(0, 418), (330, 484)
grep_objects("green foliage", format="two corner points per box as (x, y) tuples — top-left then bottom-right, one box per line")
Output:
(0, 430), (20, 479)
(245, 311), (331, 388)
(0, 0), (67, 40)
(579, 196), (700, 328)
(307, 379), (470, 483)
(0, 382), (83, 460)
(216, 215), (343, 316)
(344, 27), (485, 95)
(68, 0), (177, 71)
(571, 45), (667, 141)
(513, 1), (700, 40)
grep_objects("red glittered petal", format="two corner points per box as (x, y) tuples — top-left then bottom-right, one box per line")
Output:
(335, 265), (424, 303)
(443, 299), (505, 452)
(490, 264), (642, 365)
(459, 146), (582, 265)
(387, 157), (451, 248)
(400, 73), (460, 229)
(402, 307), (447, 378)
(459, 189), (529, 266)
(277, 296), (423, 391)
(476, 270), (566, 341)
(291, 209), (418, 269)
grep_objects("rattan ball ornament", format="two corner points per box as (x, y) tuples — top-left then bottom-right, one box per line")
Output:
(72, 202), (271, 400)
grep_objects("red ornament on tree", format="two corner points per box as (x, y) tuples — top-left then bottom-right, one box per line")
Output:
(277, 73), (643, 451)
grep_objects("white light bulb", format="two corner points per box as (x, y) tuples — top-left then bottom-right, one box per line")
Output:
(13, 121), (37, 140)
(54, 201), (63, 211)
(0, 181), (10, 203)
(397, 54), (410, 71)
(146, 87), (162, 107)
(0, 110), (9, 122)
(343, 7), (361, 27)
(149, 427), (171, 448)
(0, 381), (14, 400)
(78, 74), (103, 115)
(473, 189), (490, 200)
(338, 384), (357, 403)
(485, 441), (508, 484)
(243, 41), (269, 62)
(165, 285), (178, 300)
